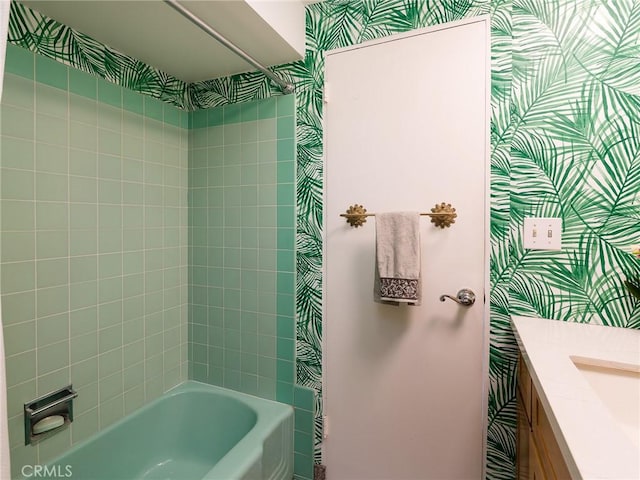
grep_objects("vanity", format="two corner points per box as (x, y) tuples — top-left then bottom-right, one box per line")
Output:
(512, 316), (640, 480)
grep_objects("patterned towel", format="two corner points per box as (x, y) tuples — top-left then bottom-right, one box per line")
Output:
(374, 212), (422, 306)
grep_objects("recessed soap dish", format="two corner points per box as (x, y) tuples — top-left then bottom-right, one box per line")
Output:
(24, 385), (77, 445)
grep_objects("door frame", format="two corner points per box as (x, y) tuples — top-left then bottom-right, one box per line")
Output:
(320, 15), (492, 477)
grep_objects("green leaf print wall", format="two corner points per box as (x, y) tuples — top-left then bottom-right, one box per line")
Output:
(7, 1), (189, 108)
(6, 0), (640, 478)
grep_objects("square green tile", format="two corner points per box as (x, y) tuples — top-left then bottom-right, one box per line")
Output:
(257, 247), (276, 269)
(97, 104), (122, 132)
(1, 291), (35, 327)
(37, 284), (69, 319)
(257, 120), (276, 142)
(35, 55), (68, 90)
(277, 116), (295, 139)
(69, 332), (98, 366)
(277, 161), (295, 184)
(98, 277), (122, 304)
(3, 320), (35, 357)
(277, 316), (294, 340)
(277, 228), (295, 250)
(276, 380), (293, 404)
(276, 94), (295, 117)
(3, 74), (34, 110)
(277, 206), (295, 228)
(70, 121), (98, 152)
(5, 44), (34, 79)
(1, 260), (34, 294)
(191, 110), (208, 129)
(35, 114), (68, 148)
(164, 105), (181, 127)
(69, 307), (97, 338)
(98, 130), (122, 157)
(70, 256), (97, 284)
(277, 272), (295, 295)
(98, 227), (123, 254)
(70, 95), (97, 125)
(207, 108), (224, 127)
(36, 230), (68, 259)
(2, 200), (34, 232)
(99, 325), (122, 354)
(69, 149), (97, 178)
(36, 83), (68, 117)
(70, 280), (97, 311)
(99, 372), (123, 404)
(98, 205), (122, 229)
(257, 97), (277, 120)
(1, 168), (34, 200)
(123, 89), (144, 115)
(2, 232), (36, 263)
(70, 176), (97, 203)
(98, 179), (121, 204)
(223, 104), (242, 124)
(144, 96), (164, 122)
(240, 373), (258, 395)
(277, 337), (294, 362)
(69, 230), (97, 256)
(240, 101), (258, 122)
(98, 253), (122, 279)
(123, 183), (143, 206)
(70, 204), (97, 230)
(277, 138), (295, 162)
(277, 250), (295, 271)
(69, 68), (97, 99)
(294, 453), (313, 480)
(97, 78), (122, 108)
(224, 124), (242, 145)
(36, 143), (69, 175)
(36, 258), (68, 288)
(1, 137), (34, 170)
(295, 430), (314, 457)
(37, 312), (69, 347)
(98, 300), (123, 330)
(1, 105), (34, 140)
(276, 293), (295, 317)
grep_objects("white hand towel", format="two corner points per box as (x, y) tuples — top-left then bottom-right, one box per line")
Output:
(374, 212), (422, 306)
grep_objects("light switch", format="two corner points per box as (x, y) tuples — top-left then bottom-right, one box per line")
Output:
(523, 217), (562, 250)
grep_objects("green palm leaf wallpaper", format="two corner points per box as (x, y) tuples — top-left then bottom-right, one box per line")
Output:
(6, 0), (640, 478)
(7, 1), (189, 108)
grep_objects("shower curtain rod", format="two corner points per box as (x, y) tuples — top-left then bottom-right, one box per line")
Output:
(163, 0), (295, 94)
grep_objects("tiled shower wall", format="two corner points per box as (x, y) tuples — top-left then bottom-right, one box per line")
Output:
(188, 96), (315, 479)
(0, 45), (189, 475)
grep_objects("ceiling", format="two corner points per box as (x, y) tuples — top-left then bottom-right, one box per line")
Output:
(21, 0), (306, 83)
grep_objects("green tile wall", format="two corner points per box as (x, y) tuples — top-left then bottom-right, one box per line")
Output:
(188, 95), (313, 476)
(188, 96), (295, 394)
(1, 44), (189, 476)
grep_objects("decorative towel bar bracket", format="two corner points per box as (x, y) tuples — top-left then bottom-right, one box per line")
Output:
(340, 203), (457, 229)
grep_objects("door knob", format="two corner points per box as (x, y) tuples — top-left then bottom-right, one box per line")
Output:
(439, 288), (476, 306)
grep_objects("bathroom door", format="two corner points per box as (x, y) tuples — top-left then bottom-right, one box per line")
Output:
(323, 17), (490, 479)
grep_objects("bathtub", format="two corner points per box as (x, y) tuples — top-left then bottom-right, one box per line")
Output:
(39, 381), (294, 480)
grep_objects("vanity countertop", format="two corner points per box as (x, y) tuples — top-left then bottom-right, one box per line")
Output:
(511, 316), (640, 480)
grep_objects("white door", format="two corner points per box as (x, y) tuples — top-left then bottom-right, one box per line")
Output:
(323, 17), (490, 480)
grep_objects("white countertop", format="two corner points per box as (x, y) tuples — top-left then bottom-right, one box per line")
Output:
(511, 316), (640, 480)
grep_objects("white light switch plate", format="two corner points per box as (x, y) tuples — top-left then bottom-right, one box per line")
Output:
(523, 217), (562, 250)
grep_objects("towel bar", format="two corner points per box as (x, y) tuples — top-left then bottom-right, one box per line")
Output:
(340, 203), (457, 229)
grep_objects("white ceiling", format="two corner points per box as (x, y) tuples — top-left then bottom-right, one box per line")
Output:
(22, 0), (306, 83)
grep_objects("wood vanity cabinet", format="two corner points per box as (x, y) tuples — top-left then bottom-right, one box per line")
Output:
(517, 354), (572, 480)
